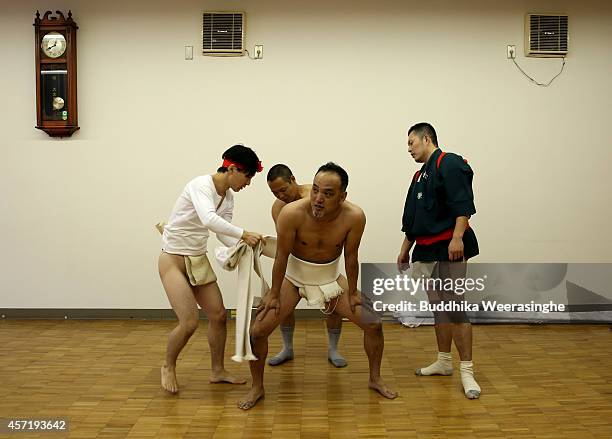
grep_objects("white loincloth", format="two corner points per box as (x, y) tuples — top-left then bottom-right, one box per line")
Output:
(156, 222), (217, 286)
(285, 254), (344, 308)
(215, 237), (277, 362)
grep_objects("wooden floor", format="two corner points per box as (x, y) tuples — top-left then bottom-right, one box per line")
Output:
(1, 320), (611, 439)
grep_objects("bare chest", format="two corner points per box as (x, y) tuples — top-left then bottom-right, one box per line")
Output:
(293, 219), (348, 262)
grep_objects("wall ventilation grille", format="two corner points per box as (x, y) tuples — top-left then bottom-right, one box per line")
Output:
(525, 14), (568, 57)
(203, 12), (245, 56)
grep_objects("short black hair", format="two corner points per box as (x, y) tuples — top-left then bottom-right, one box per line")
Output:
(408, 122), (438, 147)
(267, 164), (293, 182)
(315, 162), (348, 192)
(217, 144), (261, 178)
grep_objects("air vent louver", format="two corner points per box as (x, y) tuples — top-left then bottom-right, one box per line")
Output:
(203, 12), (245, 56)
(525, 14), (568, 57)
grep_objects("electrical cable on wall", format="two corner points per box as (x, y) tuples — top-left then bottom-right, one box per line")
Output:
(511, 56), (566, 87)
(244, 48), (257, 60)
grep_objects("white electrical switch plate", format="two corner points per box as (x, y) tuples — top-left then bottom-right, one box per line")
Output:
(185, 45), (194, 60)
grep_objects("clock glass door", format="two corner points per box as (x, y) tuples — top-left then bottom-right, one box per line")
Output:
(40, 64), (68, 121)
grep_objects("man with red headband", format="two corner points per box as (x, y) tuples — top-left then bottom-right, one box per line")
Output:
(158, 144), (264, 394)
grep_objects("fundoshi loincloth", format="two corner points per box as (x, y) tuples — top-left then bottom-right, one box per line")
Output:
(285, 254), (344, 308)
(183, 254), (217, 286)
(156, 221), (217, 286)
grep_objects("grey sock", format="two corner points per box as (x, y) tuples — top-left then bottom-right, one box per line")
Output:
(327, 328), (347, 368)
(268, 326), (294, 366)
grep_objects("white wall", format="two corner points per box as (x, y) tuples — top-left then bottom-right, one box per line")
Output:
(1, 0), (611, 309)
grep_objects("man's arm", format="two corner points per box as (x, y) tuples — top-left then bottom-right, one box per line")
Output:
(271, 199), (286, 227)
(217, 209), (240, 247)
(258, 207), (297, 319)
(397, 236), (414, 272)
(448, 216), (469, 261)
(343, 208), (366, 311)
(270, 210), (296, 295)
(399, 178), (417, 270)
(189, 182), (243, 239)
(440, 156), (475, 261)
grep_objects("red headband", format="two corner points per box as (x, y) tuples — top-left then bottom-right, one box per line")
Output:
(222, 158), (263, 173)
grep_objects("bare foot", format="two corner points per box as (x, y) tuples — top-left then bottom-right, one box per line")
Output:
(368, 377), (398, 399)
(210, 369), (247, 384)
(237, 386), (265, 410)
(161, 365), (178, 394)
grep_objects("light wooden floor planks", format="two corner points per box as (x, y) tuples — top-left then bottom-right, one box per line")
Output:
(1, 320), (611, 439)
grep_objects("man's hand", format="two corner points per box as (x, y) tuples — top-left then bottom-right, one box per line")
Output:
(348, 291), (361, 313)
(256, 292), (280, 321)
(242, 230), (263, 248)
(397, 237), (413, 272)
(397, 249), (410, 272)
(448, 237), (464, 261)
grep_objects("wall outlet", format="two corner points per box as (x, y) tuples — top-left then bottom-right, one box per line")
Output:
(507, 45), (516, 59)
(254, 45), (263, 59)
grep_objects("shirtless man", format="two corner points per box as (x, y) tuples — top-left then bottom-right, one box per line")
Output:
(266, 164), (347, 367)
(238, 162), (397, 409)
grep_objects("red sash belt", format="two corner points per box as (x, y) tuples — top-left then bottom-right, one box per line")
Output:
(415, 225), (470, 246)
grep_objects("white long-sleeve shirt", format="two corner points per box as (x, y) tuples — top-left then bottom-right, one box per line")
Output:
(162, 175), (243, 255)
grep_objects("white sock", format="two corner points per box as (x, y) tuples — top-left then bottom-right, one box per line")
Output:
(415, 352), (453, 376)
(460, 360), (481, 399)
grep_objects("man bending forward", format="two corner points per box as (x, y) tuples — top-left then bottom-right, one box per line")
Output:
(238, 162), (397, 409)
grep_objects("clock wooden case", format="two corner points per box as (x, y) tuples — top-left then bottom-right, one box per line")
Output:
(34, 10), (79, 137)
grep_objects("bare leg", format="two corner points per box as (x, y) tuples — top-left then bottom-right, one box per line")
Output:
(416, 264), (461, 376)
(325, 313), (342, 330)
(238, 279), (301, 410)
(282, 312), (296, 327)
(194, 282), (246, 384)
(415, 315), (453, 376)
(433, 320), (453, 352)
(451, 323), (472, 361)
(158, 252), (200, 393)
(334, 276), (397, 399)
(451, 322), (480, 398)
(268, 311), (296, 366)
(419, 262), (480, 397)
(438, 261), (472, 360)
(325, 313), (347, 367)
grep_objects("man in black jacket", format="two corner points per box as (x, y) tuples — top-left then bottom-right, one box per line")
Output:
(397, 122), (481, 399)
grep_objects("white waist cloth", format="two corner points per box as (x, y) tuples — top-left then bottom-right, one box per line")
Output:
(285, 254), (344, 308)
(215, 236), (277, 362)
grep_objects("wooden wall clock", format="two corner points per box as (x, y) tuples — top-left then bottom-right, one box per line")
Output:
(34, 10), (79, 137)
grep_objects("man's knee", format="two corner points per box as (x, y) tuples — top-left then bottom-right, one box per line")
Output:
(180, 318), (199, 336)
(358, 303), (383, 332)
(250, 320), (274, 340)
(207, 308), (227, 325)
(433, 310), (470, 324)
(362, 319), (383, 334)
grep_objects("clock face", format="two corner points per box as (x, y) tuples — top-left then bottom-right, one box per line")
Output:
(41, 32), (67, 58)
